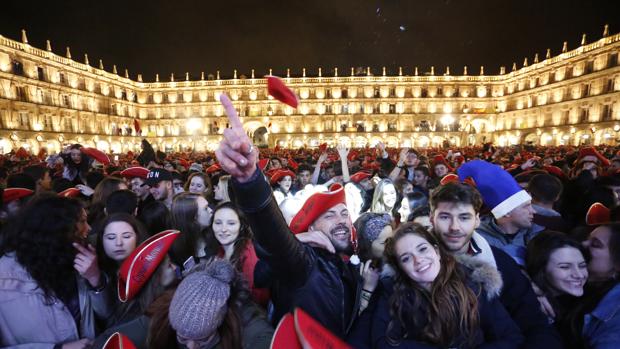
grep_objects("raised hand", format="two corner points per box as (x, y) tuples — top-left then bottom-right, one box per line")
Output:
(214, 94), (258, 182)
(336, 143), (350, 161)
(73, 243), (102, 288)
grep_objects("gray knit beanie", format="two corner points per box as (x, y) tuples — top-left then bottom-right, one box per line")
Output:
(169, 259), (235, 340)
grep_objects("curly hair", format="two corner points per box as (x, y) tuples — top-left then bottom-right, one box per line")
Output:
(384, 222), (479, 347)
(0, 195), (83, 304)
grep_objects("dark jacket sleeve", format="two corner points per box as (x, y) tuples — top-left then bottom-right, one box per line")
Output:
(368, 280), (439, 349)
(477, 292), (524, 349)
(492, 247), (564, 349)
(232, 168), (314, 282)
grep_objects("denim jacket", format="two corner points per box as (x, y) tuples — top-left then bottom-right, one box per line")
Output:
(583, 283), (620, 349)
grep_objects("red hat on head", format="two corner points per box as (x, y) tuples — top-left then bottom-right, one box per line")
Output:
(102, 332), (137, 349)
(586, 202), (611, 226)
(440, 173), (460, 186)
(81, 147), (110, 165)
(120, 167), (149, 179)
(206, 163), (222, 174)
(288, 157), (299, 171)
(3, 188), (34, 203)
(348, 151), (359, 162)
(58, 187), (81, 198)
(318, 143), (328, 153)
(267, 76), (299, 108)
(542, 165), (567, 181)
(118, 230), (180, 302)
(289, 186), (346, 234)
(258, 158), (269, 171)
(576, 147), (610, 167)
(350, 171), (371, 183)
(270, 169), (296, 185)
(294, 308), (352, 349)
(432, 155), (454, 171)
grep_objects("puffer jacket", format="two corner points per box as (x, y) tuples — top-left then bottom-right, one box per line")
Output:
(0, 253), (112, 348)
(232, 168), (362, 339)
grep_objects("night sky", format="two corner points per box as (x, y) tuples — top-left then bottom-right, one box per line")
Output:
(1, 0), (619, 81)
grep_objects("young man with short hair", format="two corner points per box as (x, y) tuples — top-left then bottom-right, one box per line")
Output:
(430, 182), (563, 349)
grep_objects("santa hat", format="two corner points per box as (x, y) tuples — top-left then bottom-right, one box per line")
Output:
(458, 160), (531, 219)
(350, 171), (371, 183)
(290, 186), (346, 235)
(120, 166), (149, 179)
(58, 187), (81, 198)
(575, 147), (610, 167)
(586, 202), (611, 226)
(81, 147), (110, 166)
(3, 188), (34, 204)
(102, 332), (136, 349)
(267, 76), (299, 108)
(118, 230), (180, 302)
(270, 169), (296, 185)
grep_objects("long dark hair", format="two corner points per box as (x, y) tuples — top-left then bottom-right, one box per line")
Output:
(525, 230), (589, 316)
(384, 222), (479, 347)
(0, 195), (83, 304)
(208, 202), (253, 271)
(94, 213), (149, 280)
(170, 192), (209, 265)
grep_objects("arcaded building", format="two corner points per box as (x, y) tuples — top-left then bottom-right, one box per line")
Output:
(0, 27), (619, 154)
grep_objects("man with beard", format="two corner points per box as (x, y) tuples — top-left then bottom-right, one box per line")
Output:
(214, 94), (361, 339)
(143, 168), (174, 209)
(429, 182), (563, 349)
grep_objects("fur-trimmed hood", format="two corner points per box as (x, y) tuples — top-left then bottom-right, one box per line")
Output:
(456, 254), (503, 300)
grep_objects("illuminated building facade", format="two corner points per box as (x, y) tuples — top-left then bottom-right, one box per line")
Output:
(0, 27), (619, 154)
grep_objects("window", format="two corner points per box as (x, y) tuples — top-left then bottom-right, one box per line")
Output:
(59, 73), (66, 85)
(389, 104), (396, 114)
(12, 61), (23, 76)
(19, 112), (28, 127)
(37, 67), (46, 81)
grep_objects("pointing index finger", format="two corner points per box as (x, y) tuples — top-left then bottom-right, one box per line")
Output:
(219, 93), (243, 130)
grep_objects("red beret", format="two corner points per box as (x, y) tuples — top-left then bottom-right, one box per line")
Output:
(432, 155), (454, 171)
(267, 76), (299, 108)
(81, 147), (110, 165)
(294, 308), (352, 349)
(586, 202), (610, 226)
(270, 169), (296, 185)
(577, 147), (610, 167)
(206, 163), (222, 174)
(271, 313), (302, 349)
(258, 158), (269, 171)
(350, 171), (371, 183)
(120, 167), (149, 179)
(319, 143), (328, 153)
(58, 187), (81, 198)
(288, 157), (299, 171)
(3, 188), (34, 203)
(542, 165), (567, 181)
(118, 230), (180, 302)
(289, 186), (346, 234)
(439, 173), (460, 186)
(102, 332), (136, 349)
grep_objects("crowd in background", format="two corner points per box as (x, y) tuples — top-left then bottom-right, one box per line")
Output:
(0, 137), (619, 349)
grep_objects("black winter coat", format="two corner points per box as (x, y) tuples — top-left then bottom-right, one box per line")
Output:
(232, 168), (362, 339)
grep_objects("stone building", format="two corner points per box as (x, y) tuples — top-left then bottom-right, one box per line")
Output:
(0, 27), (619, 154)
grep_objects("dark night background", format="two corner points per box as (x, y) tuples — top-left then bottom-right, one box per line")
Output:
(1, 0), (619, 81)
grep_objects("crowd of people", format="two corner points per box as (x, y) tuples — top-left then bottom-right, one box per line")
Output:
(0, 98), (619, 348)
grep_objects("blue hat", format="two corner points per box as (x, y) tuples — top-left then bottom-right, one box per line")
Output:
(457, 160), (531, 218)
